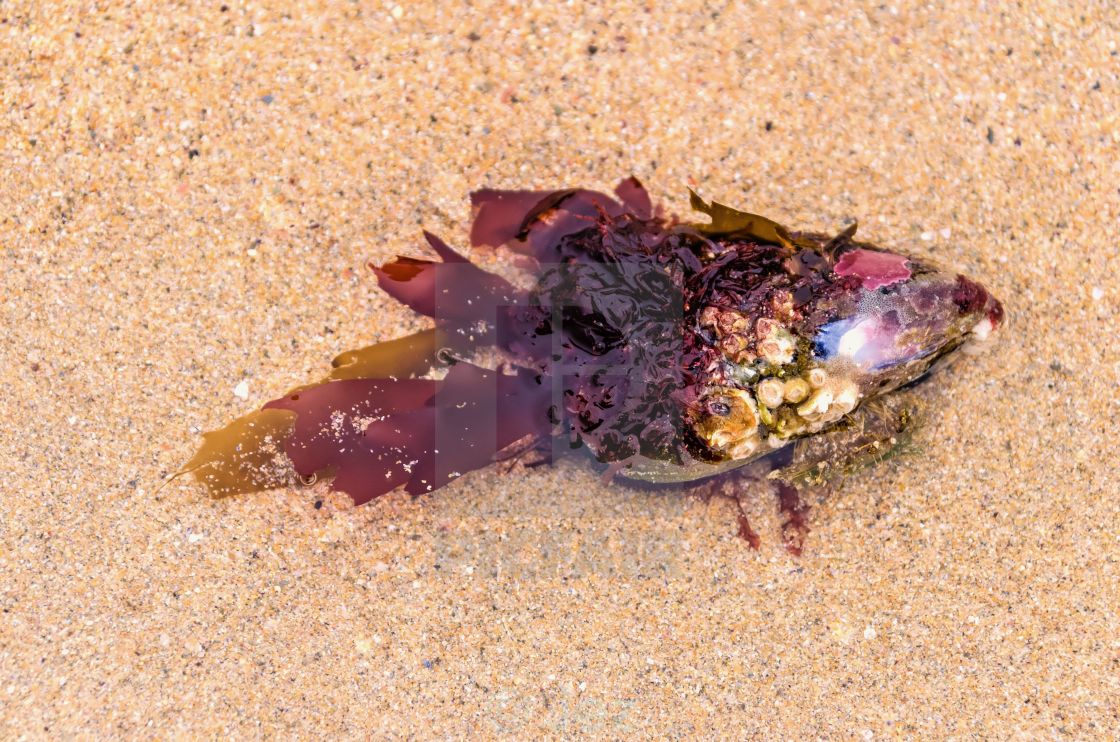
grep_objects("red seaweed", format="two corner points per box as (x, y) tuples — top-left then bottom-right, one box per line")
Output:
(833, 248), (912, 290)
(372, 232), (521, 322)
(776, 482), (811, 556)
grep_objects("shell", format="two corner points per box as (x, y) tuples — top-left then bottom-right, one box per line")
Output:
(187, 178), (1004, 498)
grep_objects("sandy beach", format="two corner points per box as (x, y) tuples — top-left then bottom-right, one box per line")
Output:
(2, 0), (1118, 737)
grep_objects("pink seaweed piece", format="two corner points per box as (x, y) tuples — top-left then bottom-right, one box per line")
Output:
(263, 378), (439, 479)
(372, 232), (521, 322)
(613, 176), (653, 220)
(468, 178), (652, 258)
(833, 248), (912, 290)
(261, 364), (552, 506)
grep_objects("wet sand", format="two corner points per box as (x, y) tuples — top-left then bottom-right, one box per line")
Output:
(2, 1), (1118, 737)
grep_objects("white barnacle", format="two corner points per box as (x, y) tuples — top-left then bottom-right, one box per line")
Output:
(759, 338), (794, 365)
(833, 383), (860, 414)
(782, 377), (811, 403)
(757, 378), (785, 408)
(755, 318), (796, 366)
(755, 317), (781, 338)
(963, 315), (999, 356)
(798, 388), (833, 418)
(728, 436), (759, 459)
(807, 367), (829, 388)
(797, 377), (861, 426)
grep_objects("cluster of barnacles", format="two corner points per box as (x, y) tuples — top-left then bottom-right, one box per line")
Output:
(697, 290), (800, 368)
(698, 305), (753, 363)
(692, 301), (865, 462)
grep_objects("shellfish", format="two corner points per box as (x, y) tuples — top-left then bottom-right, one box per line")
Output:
(183, 178), (1004, 550)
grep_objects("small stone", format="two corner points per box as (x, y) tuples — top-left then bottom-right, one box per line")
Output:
(233, 380), (250, 400)
(1091, 286), (1104, 301)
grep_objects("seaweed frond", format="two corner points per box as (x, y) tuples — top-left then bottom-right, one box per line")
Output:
(686, 188), (795, 248)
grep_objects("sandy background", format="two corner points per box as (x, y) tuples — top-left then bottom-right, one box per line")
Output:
(2, 0), (1118, 737)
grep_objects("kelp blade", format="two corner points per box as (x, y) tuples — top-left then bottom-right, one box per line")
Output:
(326, 328), (447, 381)
(687, 188), (794, 248)
(184, 408), (297, 497)
(186, 326), (453, 497)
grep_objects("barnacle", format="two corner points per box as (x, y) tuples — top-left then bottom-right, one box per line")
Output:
(755, 318), (796, 366)
(797, 387), (834, 419)
(692, 388), (760, 460)
(796, 377), (861, 430)
(782, 377), (811, 404)
(756, 378), (785, 409)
